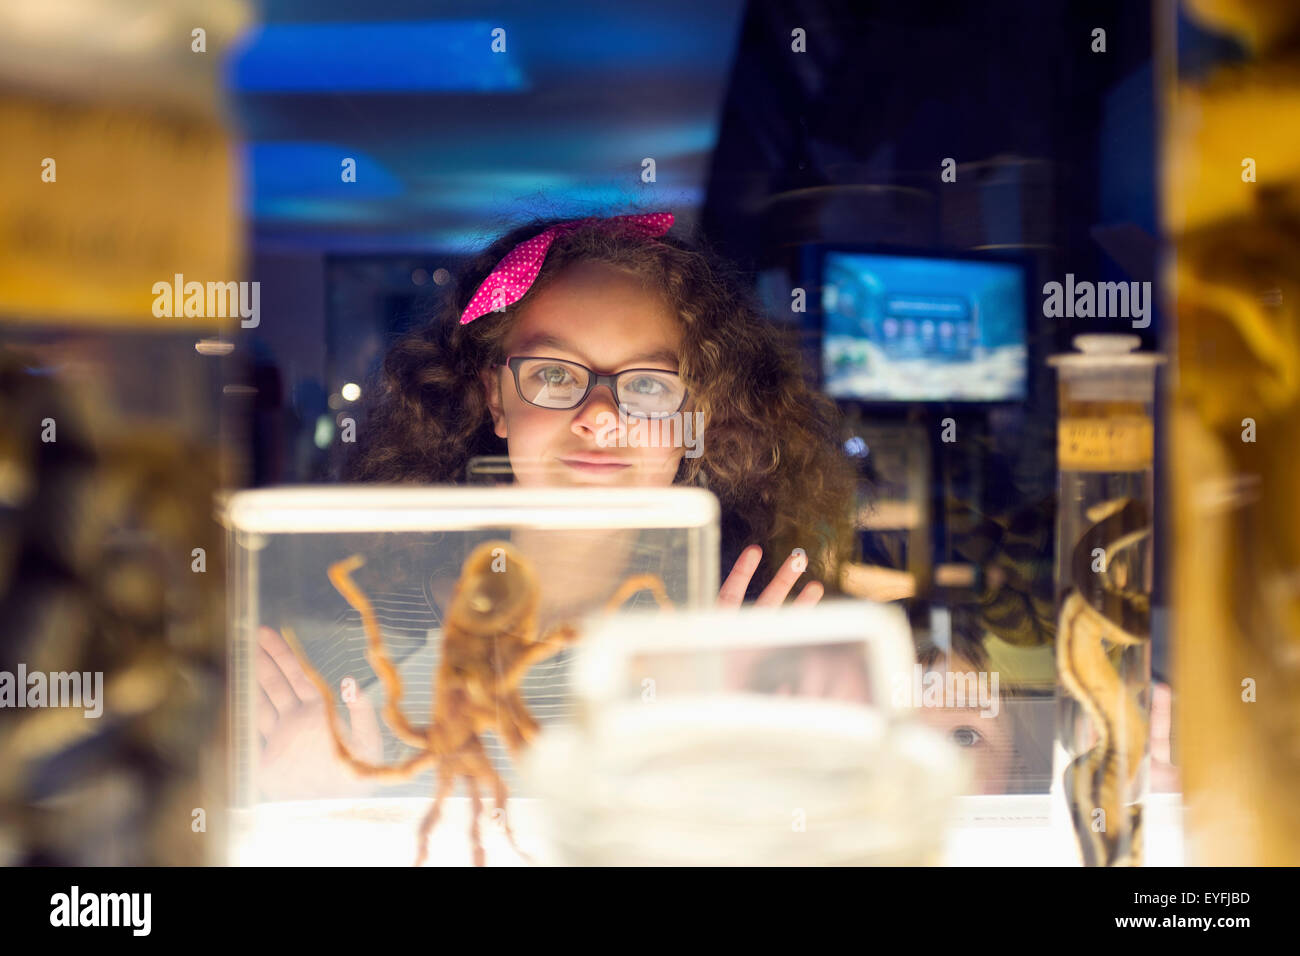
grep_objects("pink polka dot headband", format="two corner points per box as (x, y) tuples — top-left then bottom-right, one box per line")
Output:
(459, 212), (675, 324)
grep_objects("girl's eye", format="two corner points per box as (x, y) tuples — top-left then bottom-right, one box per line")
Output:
(624, 375), (667, 396)
(534, 365), (577, 386)
(951, 726), (984, 748)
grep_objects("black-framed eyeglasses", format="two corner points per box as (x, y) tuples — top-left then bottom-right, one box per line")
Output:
(496, 355), (688, 420)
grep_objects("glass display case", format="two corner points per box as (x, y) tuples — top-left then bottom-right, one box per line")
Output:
(223, 485), (718, 866)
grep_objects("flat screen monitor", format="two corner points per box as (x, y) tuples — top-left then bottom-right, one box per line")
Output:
(820, 250), (1028, 403)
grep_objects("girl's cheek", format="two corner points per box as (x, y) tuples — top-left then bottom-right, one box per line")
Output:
(652, 446), (687, 480)
(500, 407), (550, 469)
(508, 403), (558, 442)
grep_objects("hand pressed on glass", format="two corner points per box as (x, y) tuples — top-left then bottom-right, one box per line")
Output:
(718, 544), (824, 608)
(256, 625), (383, 801)
(717, 545), (871, 703)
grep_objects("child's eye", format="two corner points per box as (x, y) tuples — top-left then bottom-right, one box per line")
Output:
(533, 365), (578, 387)
(624, 375), (668, 396)
(951, 726), (984, 748)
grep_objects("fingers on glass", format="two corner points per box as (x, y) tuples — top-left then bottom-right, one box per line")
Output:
(754, 548), (812, 607)
(793, 580), (824, 605)
(257, 645), (299, 716)
(718, 544), (762, 606)
(257, 688), (279, 738)
(259, 625), (319, 702)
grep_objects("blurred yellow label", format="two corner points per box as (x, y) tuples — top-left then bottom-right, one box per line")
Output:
(1059, 417), (1154, 471)
(0, 94), (239, 327)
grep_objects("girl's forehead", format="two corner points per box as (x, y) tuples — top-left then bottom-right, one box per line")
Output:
(532, 259), (660, 305)
(507, 261), (682, 366)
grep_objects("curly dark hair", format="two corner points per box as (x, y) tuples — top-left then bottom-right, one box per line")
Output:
(343, 213), (858, 597)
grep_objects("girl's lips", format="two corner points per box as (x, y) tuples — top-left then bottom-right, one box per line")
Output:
(560, 457), (632, 473)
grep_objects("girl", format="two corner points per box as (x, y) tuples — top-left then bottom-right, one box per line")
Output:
(257, 211), (861, 803)
(348, 210), (857, 601)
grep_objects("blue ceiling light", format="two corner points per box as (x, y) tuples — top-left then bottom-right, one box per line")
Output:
(253, 198), (404, 224)
(228, 2), (746, 251)
(500, 10), (742, 74)
(243, 143), (405, 205)
(228, 21), (527, 93)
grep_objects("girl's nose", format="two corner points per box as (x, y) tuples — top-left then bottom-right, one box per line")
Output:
(571, 381), (619, 414)
(571, 384), (624, 440)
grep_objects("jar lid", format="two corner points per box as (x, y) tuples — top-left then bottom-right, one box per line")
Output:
(1047, 334), (1167, 369)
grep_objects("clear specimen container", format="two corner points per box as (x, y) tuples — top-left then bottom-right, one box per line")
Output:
(1047, 335), (1164, 866)
(221, 485), (718, 866)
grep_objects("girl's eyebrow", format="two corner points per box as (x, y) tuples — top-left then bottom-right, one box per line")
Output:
(514, 333), (679, 369)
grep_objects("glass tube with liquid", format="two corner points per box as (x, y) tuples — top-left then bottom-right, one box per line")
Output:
(1048, 335), (1164, 866)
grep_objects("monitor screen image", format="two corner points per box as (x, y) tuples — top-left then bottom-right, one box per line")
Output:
(821, 251), (1028, 402)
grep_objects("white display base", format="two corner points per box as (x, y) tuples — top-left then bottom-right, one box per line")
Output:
(230, 797), (553, 867)
(943, 792), (1185, 866)
(230, 792), (1185, 866)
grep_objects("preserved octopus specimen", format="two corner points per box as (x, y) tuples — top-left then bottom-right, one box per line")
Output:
(282, 539), (671, 866)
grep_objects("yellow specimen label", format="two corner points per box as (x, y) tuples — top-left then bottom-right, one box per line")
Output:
(1059, 417), (1154, 471)
(0, 94), (238, 327)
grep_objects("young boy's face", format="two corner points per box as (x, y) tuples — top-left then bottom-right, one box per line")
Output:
(483, 260), (688, 487)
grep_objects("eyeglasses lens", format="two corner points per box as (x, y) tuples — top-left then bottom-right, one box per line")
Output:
(514, 358), (684, 418)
